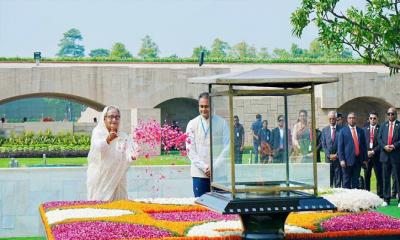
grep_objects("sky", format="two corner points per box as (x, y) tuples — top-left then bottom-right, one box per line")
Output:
(0, 0), (365, 58)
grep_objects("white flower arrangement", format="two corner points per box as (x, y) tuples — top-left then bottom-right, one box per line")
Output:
(285, 224), (313, 233)
(133, 198), (196, 205)
(46, 208), (133, 224)
(186, 220), (312, 236)
(321, 188), (383, 212)
(187, 220), (242, 237)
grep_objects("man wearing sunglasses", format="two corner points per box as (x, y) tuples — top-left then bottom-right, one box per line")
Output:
(271, 115), (292, 163)
(363, 112), (382, 198)
(378, 107), (400, 207)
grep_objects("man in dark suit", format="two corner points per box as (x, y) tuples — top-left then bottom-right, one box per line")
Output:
(321, 111), (343, 188)
(271, 115), (291, 163)
(363, 112), (382, 197)
(378, 107), (400, 207)
(338, 112), (368, 189)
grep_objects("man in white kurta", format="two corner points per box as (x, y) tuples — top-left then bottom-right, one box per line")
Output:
(186, 93), (212, 197)
(87, 106), (136, 201)
(186, 92), (230, 197)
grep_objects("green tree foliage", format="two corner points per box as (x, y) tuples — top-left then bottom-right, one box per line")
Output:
(257, 47), (270, 59)
(57, 28), (85, 57)
(210, 38), (230, 58)
(308, 39), (352, 58)
(290, 43), (307, 57)
(341, 48), (353, 58)
(89, 48), (110, 57)
(169, 54), (179, 58)
(291, 0), (400, 73)
(110, 42), (132, 58)
(138, 35), (160, 59)
(192, 45), (210, 58)
(272, 48), (290, 58)
(229, 41), (257, 58)
(308, 39), (326, 58)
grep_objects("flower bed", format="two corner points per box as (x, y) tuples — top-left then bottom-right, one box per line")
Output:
(40, 196), (400, 240)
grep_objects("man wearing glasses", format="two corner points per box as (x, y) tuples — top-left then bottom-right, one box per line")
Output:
(271, 115), (291, 163)
(363, 112), (382, 198)
(378, 107), (400, 207)
(338, 112), (368, 189)
(321, 111), (343, 188)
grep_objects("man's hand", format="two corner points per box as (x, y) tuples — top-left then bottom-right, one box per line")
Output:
(205, 167), (211, 178)
(384, 145), (393, 152)
(330, 154), (337, 161)
(240, 146), (244, 152)
(367, 150), (374, 158)
(340, 160), (346, 168)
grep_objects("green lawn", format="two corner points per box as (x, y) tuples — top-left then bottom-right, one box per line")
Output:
(0, 238), (44, 240)
(0, 154), (190, 168)
(376, 201), (400, 218)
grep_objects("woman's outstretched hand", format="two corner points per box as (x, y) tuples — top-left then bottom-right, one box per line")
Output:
(106, 127), (118, 144)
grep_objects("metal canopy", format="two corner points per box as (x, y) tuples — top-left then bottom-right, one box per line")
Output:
(189, 68), (338, 87)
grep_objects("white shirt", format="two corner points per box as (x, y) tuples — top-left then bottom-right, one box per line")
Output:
(331, 125), (337, 139)
(186, 115), (211, 178)
(279, 127), (284, 139)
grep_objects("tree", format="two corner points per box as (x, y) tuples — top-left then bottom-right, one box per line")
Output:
(210, 38), (230, 58)
(229, 41), (257, 58)
(57, 28), (85, 57)
(257, 47), (270, 59)
(169, 54), (179, 58)
(290, 43), (307, 58)
(308, 39), (326, 58)
(89, 48), (110, 57)
(192, 45), (210, 58)
(138, 35), (160, 59)
(272, 48), (290, 58)
(110, 43), (132, 58)
(291, 0), (400, 73)
(341, 48), (353, 58)
(308, 39), (350, 58)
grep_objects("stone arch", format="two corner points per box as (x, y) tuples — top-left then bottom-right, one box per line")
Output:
(154, 98), (198, 131)
(337, 97), (393, 126)
(0, 93), (106, 111)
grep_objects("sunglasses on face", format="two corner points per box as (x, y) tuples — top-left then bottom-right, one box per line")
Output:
(199, 105), (209, 109)
(387, 112), (395, 116)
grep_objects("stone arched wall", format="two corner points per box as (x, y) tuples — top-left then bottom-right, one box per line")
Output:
(0, 93), (106, 111)
(154, 98), (198, 131)
(319, 72), (400, 110)
(337, 97), (394, 126)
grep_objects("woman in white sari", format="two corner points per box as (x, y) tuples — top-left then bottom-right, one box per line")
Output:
(87, 106), (137, 201)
